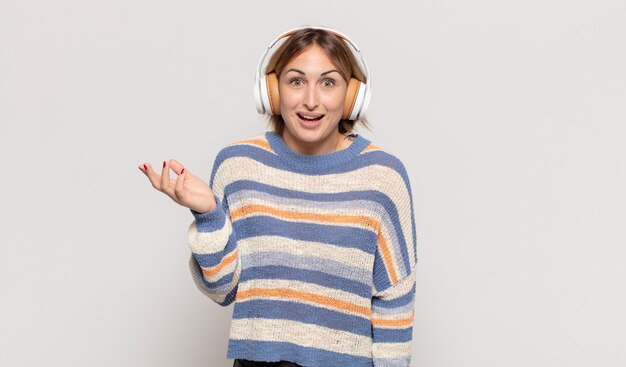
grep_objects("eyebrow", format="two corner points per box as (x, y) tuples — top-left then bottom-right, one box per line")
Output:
(285, 68), (340, 77)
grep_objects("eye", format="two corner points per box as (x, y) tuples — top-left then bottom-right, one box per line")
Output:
(289, 77), (304, 87)
(322, 79), (335, 87)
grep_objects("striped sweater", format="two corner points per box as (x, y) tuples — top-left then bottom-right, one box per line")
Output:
(186, 130), (418, 367)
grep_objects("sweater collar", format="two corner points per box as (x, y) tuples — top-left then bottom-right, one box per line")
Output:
(265, 131), (370, 171)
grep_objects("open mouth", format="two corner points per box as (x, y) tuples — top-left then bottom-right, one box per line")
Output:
(297, 113), (324, 122)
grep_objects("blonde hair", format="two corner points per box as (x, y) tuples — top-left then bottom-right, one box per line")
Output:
(264, 28), (372, 136)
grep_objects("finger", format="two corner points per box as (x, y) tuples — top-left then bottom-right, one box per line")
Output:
(174, 167), (187, 202)
(168, 159), (185, 175)
(160, 160), (173, 195)
(142, 162), (162, 190)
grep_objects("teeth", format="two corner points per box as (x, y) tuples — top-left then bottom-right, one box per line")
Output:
(299, 114), (322, 120)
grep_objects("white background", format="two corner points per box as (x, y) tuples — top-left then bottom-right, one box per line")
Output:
(1, 1), (625, 366)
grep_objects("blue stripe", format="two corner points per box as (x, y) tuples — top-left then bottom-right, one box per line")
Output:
(192, 231), (238, 266)
(372, 326), (413, 343)
(379, 197), (413, 277)
(225, 179), (378, 207)
(234, 215), (377, 253)
(233, 299), (371, 336)
(372, 282), (416, 309)
(217, 283), (238, 307)
(215, 134), (405, 177)
(189, 195), (227, 233)
(227, 339), (374, 367)
(372, 357), (411, 367)
(239, 264), (370, 298)
(241, 251), (369, 287)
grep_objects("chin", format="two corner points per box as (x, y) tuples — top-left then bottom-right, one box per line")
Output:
(292, 125), (331, 142)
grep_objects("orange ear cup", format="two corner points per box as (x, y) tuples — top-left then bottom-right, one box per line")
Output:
(343, 78), (361, 120)
(266, 72), (281, 115)
(265, 73), (361, 120)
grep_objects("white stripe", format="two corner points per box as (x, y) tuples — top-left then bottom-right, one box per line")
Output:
(229, 189), (384, 219)
(372, 302), (414, 316)
(239, 235), (373, 273)
(372, 340), (412, 358)
(187, 217), (233, 254)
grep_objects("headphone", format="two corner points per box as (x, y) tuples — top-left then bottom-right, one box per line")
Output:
(254, 26), (371, 121)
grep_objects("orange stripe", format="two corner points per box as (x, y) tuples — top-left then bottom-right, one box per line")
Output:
(230, 138), (273, 152)
(372, 310), (414, 328)
(363, 144), (382, 152)
(230, 204), (378, 230)
(237, 288), (371, 318)
(201, 249), (238, 277)
(377, 229), (398, 284)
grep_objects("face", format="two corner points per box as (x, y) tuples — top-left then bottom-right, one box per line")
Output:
(278, 44), (348, 154)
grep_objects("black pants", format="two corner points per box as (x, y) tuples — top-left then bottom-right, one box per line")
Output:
(233, 358), (303, 367)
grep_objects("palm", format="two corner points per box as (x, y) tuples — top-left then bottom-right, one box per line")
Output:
(174, 171), (213, 209)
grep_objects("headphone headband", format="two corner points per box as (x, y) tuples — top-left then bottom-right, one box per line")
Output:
(268, 26), (361, 52)
(254, 26), (371, 121)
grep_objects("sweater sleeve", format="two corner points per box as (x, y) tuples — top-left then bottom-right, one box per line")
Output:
(186, 150), (241, 307)
(371, 161), (418, 367)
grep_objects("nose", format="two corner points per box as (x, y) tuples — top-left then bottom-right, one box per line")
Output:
(303, 85), (319, 110)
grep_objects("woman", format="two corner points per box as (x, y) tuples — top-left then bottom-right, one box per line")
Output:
(139, 27), (418, 367)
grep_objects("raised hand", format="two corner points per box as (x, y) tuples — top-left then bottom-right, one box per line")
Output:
(138, 159), (217, 213)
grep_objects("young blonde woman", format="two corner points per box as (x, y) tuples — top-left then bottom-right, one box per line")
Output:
(139, 27), (418, 367)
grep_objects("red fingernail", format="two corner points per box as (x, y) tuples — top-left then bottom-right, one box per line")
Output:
(181, 168), (185, 174)
(163, 161), (166, 168)
(143, 164), (147, 170)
